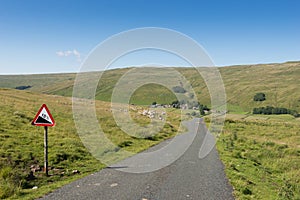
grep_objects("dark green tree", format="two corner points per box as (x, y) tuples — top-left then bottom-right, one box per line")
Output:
(253, 93), (266, 101)
(172, 86), (186, 93)
(199, 104), (205, 116)
(171, 100), (180, 108)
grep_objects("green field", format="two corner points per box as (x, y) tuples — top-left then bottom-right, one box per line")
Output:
(0, 89), (182, 199)
(1, 61), (300, 113)
(215, 115), (300, 199)
(0, 61), (299, 199)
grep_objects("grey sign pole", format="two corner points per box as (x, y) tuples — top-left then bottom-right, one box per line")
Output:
(44, 126), (48, 176)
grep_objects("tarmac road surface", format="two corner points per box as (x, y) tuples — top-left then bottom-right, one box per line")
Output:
(40, 118), (234, 200)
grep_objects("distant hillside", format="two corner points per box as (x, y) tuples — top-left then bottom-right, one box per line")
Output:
(219, 61), (300, 112)
(1, 61), (299, 112)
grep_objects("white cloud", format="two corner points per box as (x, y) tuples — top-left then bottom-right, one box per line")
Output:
(56, 49), (81, 62)
(73, 49), (81, 62)
(65, 50), (73, 56)
(56, 51), (65, 57)
(73, 49), (80, 56)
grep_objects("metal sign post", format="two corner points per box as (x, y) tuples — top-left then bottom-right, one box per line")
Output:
(32, 104), (55, 176)
(44, 126), (49, 176)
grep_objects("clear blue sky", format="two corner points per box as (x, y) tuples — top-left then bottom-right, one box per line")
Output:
(0, 0), (299, 74)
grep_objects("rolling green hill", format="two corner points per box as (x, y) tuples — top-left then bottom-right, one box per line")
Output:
(0, 61), (299, 199)
(1, 61), (299, 113)
(0, 89), (181, 199)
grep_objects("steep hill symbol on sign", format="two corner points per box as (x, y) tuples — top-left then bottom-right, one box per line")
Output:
(32, 104), (55, 126)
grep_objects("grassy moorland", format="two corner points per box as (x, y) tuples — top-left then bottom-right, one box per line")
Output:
(213, 114), (300, 199)
(0, 61), (299, 112)
(0, 89), (182, 199)
(0, 61), (299, 199)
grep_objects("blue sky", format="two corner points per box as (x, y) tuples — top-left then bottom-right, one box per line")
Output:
(0, 0), (299, 74)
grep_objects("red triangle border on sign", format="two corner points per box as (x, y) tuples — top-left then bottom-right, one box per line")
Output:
(31, 104), (55, 127)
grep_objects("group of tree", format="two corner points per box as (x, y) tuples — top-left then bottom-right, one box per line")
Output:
(199, 104), (208, 115)
(172, 86), (186, 94)
(15, 85), (32, 90)
(253, 106), (299, 117)
(151, 101), (157, 105)
(253, 92), (266, 101)
(171, 100), (197, 109)
(171, 100), (209, 114)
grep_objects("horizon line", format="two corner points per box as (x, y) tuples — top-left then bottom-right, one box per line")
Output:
(0, 60), (299, 76)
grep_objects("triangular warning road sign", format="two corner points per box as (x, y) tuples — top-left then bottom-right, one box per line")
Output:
(32, 104), (55, 126)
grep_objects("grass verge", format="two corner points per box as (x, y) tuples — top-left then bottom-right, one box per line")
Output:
(216, 115), (300, 199)
(0, 89), (181, 199)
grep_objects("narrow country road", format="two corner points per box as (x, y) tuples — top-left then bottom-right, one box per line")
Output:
(40, 118), (234, 200)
